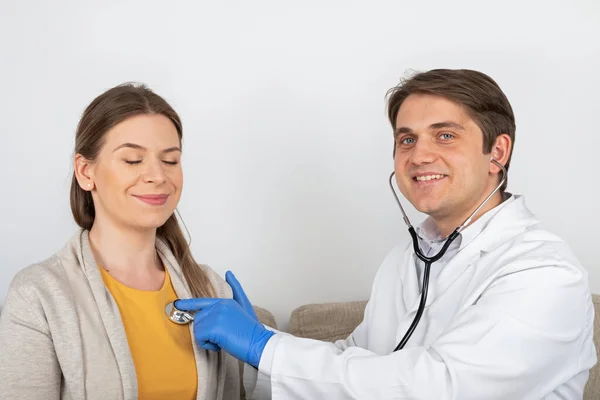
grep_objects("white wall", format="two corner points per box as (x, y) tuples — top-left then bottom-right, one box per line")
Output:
(0, 0), (598, 328)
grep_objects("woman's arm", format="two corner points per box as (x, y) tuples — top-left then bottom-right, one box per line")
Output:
(0, 280), (61, 399)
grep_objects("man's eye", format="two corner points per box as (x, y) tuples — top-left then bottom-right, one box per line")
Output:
(401, 137), (415, 145)
(440, 133), (454, 140)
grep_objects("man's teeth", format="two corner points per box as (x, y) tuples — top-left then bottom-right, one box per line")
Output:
(416, 174), (445, 182)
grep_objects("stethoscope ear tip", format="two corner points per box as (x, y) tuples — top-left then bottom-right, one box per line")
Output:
(165, 300), (194, 325)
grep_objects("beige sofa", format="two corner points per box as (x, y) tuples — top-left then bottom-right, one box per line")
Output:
(254, 295), (600, 400)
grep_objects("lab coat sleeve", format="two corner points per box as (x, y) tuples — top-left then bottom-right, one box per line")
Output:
(258, 263), (593, 400)
(243, 339), (275, 400)
(242, 361), (275, 400)
(244, 323), (296, 400)
(0, 283), (61, 399)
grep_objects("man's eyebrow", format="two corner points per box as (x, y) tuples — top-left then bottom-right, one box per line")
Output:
(394, 126), (414, 138)
(394, 121), (464, 138)
(429, 121), (465, 131)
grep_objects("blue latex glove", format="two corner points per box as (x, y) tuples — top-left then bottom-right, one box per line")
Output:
(182, 271), (256, 353)
(225, 271), (258, 321)
(175, 297), (274, 368)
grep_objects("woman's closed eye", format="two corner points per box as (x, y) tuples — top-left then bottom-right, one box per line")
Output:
(124, 159), (179, 165)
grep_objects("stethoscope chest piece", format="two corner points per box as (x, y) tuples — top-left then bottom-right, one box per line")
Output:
(165, 301), (194, 325)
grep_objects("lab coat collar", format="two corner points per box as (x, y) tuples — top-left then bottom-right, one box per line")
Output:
(415, 192), (515, 252)
(405, 194), (540, 313)
(476, 194), (540, 252)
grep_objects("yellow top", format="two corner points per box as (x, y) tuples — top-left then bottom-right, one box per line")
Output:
(99, 266), (198, 400)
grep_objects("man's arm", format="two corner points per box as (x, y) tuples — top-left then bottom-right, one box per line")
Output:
(258, 263), (595, 399)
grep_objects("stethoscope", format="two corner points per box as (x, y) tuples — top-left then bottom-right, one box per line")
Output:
(389, 158), (507, 351)
(165, 300), (194, 325)
(165, 158), (508, 349)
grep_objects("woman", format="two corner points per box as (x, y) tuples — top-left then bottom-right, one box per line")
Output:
(0, 83), (254, 399)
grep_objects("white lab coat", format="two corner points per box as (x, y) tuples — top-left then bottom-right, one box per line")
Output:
(258, 195), (597, 399)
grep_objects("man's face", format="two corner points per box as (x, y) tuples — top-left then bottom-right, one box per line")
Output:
(393, 93), (499, 225)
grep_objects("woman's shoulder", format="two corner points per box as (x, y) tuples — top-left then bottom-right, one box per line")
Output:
(5, 232), (85, 308)
(8, 254), (66, 296)
(2, 253), (71, 323)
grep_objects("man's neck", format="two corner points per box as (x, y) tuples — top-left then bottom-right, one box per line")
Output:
(433, 190), (504, 238)
(88, 217), (161, 277)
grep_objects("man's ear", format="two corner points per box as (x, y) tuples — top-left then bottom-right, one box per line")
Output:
(74, 154), (95, 191)
(489, 134), (512, 174)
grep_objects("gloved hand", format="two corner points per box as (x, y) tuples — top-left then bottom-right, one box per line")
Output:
(225, 271), (258, 321)
(175, 296), (275, 368)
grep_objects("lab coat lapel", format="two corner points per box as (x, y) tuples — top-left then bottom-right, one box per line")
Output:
(399, 245), (422, 313)
(405, 195), (539, 314)
(404, 245), (482, 315)
(427, 242), (482, 308)
(432, 197), (539, 302)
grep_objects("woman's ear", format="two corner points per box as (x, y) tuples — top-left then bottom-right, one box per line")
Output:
(489, 134), (512, 174)
(74, 154), (95, 191)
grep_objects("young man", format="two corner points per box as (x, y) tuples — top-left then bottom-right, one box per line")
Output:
(177, 69), (597, 399)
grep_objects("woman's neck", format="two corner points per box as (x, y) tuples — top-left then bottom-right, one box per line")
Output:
(88, 219), (163, 278)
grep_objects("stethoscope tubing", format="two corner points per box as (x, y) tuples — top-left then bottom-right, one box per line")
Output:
(390, 159), (507, 351)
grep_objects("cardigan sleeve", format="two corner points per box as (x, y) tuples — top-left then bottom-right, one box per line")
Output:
(0, 277), (61, 399)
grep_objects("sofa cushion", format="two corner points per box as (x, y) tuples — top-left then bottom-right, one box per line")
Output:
(584, 294), (600, 400)
(254, 305), (277, 329)
(288, 300), (368, 342)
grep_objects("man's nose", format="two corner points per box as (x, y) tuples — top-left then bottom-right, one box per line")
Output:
(409, 138), (437, 165)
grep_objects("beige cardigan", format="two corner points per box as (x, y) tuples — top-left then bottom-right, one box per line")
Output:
(0, 229), (250, 400)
